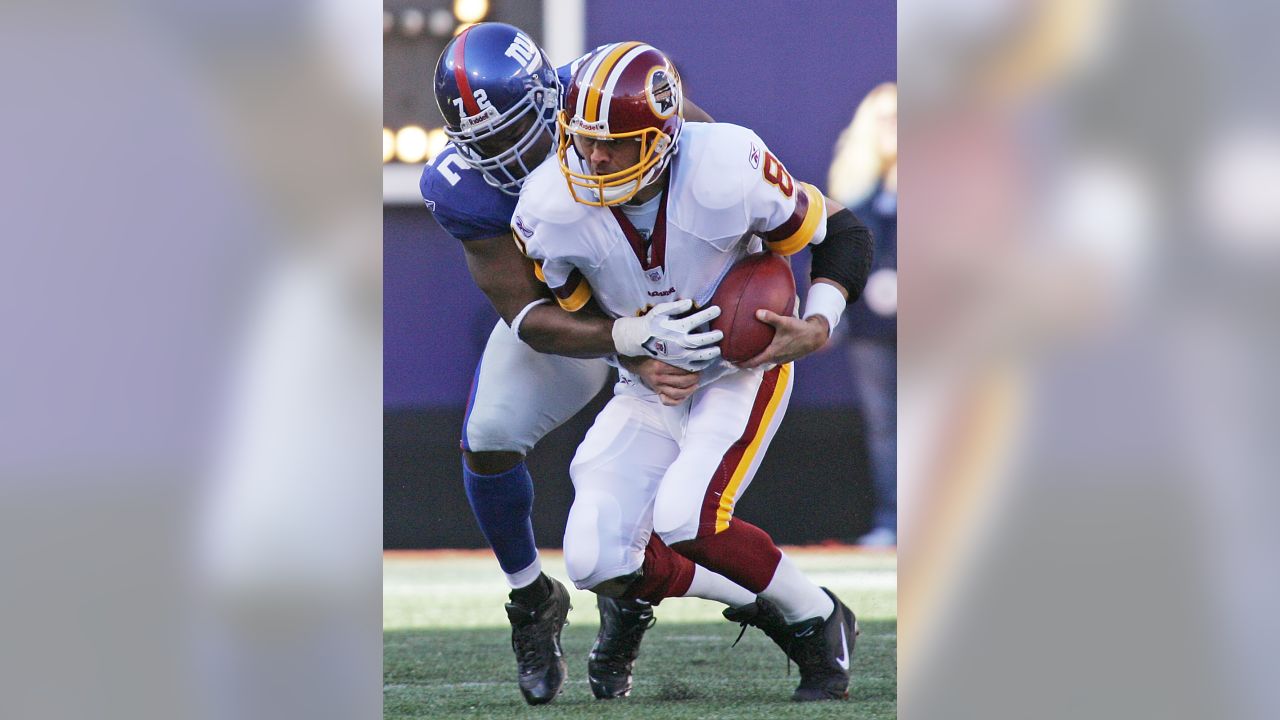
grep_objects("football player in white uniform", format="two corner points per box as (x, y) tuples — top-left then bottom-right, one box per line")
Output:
(512, 43), (874, 701)
(424, 23), (771, 704)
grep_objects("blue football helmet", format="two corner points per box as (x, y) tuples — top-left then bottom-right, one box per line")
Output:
(434, 23), (559, 195)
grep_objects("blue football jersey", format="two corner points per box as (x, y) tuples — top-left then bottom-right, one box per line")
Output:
(419, 145), (519, 241)
(420, 61), (581, 243)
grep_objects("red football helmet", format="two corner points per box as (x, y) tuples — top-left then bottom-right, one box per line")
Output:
(557, 43), (684, 206)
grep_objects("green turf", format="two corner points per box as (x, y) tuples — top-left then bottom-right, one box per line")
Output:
(385, 549), (896, 719)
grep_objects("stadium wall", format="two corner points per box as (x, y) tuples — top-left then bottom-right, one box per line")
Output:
(384, 391), (874, 550)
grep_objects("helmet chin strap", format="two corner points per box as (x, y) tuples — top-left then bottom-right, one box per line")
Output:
(598, 176), (642, 204)
(597, 153), (672, 205)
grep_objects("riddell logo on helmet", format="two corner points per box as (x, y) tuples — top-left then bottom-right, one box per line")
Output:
(460, 105), (499, 130)
(570, 117), (606, 133)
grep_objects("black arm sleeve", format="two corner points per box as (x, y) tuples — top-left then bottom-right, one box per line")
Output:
(809, 208), (873, 303)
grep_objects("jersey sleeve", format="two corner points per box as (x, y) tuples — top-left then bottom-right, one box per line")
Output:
(556, 60), (580, 96)
(419, 148), (517, 241)
(511, 209), (594, 312)
(427, 201), (512, 241)
(743, 135), (828, 256)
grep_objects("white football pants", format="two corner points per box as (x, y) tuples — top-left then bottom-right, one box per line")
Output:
(462, 320), (612, 453)
(563, 363), (794, 590)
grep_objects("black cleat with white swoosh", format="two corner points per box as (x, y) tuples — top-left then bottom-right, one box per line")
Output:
(785, 588), (859, 701)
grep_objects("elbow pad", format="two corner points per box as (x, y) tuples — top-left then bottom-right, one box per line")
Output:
(809, 208), (873, 302)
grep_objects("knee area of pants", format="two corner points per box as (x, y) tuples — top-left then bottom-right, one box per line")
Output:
(561, 504), (606, 585)
(567, 449), (599, 483)
(651, 502), (698, 544)
(463, 421), (533, 458)
(562, 549), (591, 588)
(653, 526), (696, 550)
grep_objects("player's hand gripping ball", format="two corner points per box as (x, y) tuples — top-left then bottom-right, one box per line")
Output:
(708, 252), (796, 363)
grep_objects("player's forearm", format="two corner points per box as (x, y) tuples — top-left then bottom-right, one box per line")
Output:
(517, 304), (618, 358)
(803, 208), (873, 335)
(462, 234), (556, 322)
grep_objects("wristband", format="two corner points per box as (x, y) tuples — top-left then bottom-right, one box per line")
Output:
(802, 282), (846, 337)
(611, 315), (646, 356)
(510, 298), (551, 343)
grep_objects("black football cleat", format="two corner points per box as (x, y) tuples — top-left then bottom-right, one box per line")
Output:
(784, 588), (859, 701)
(505, 577), (571, 705)
(723, 596), (792, 651)
(587, 596), (656, 699)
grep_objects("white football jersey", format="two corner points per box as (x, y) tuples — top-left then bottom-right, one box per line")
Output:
(511, 122), (827, 386)
(512, 122), (829, 392)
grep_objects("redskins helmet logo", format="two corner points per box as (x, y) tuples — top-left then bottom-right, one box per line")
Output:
(646, 67), (679, 119)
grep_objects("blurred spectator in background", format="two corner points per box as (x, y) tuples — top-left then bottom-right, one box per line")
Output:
(828, 82), (898, 547)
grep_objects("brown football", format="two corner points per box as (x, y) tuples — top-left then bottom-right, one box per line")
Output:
(708, 252), (796, 363)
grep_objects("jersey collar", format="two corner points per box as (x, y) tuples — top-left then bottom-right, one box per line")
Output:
(608, 172), (670, 271)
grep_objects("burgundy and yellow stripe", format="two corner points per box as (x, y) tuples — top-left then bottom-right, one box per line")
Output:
(764, 182), (826, 256)
(547, 267), (592, 312)
(699, 363), (794, 536)
(580, 41), (644, 123)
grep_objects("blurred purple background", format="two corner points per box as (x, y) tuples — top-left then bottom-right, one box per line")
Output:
(384, 0), (896, 409)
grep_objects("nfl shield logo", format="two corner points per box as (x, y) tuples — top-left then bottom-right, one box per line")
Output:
(646, 269), (663, 283)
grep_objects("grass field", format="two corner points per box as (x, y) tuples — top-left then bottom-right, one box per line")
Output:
(385, 547), (896, 719)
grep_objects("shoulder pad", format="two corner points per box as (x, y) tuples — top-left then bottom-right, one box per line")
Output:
(517, 155), (591, 227)
(677, 123), (765, 208)
(420, 145), (518, 241)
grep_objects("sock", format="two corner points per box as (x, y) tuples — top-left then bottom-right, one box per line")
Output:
(509, 573), (552, 607)
(504, 558), (543, 590)
(760, 553), (835, 623)
(669, 520), (783, 593)
(623, 534), (696, 605)
(462, 458), (539, 585)
(682, 565), (757, 609)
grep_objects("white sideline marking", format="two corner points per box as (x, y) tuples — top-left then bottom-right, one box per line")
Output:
(386, 679), (593, 691)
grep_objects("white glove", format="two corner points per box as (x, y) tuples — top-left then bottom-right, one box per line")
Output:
(612, 298), (723, 372)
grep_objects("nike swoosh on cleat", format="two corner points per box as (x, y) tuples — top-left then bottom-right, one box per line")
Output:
(835, 623), (850, 671)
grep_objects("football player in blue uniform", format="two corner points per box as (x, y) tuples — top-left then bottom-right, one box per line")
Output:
(419, 23), (727, 704)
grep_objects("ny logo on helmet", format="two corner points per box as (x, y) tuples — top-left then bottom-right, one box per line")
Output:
(505, 32), (542, 74)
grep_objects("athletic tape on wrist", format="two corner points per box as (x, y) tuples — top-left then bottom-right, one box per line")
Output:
(802, 282), (847, 337)
(510, 298), (551, 344)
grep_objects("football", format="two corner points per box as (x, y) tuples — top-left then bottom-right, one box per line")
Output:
(708, 252), (796, 363)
